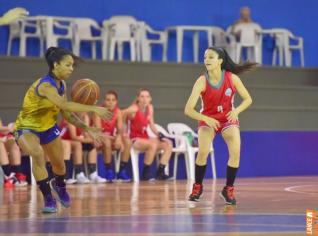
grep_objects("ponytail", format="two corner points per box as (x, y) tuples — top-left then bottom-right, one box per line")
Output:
(207, 47), (258, 75)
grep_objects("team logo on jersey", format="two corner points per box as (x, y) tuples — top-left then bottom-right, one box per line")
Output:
(225, 88), (232, 97)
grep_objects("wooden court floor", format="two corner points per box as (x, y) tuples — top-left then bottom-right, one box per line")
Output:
(0, 176), (317, 236)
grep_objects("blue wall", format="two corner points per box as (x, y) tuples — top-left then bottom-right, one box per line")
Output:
(0, 0), (317, 66)
(96, 131), (318, 179)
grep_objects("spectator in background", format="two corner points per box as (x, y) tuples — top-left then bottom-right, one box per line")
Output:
(93, 90), (131, 182)
(60, 113), (107, 184)
(0, 119), (27, 188)
(60, 118), (89, 184)
(230, 7), (254, 40)
(0, 7), (28, 25)
(122, 89), (173, 181)
(227, 6), (262, 63)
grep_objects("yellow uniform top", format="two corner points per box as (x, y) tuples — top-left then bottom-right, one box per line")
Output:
(15, 75), (65, 132)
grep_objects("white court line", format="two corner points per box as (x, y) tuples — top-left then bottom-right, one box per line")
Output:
(284, 184), (318, 194)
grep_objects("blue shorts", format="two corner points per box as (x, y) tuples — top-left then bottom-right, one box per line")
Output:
(14, 124), (61, 145)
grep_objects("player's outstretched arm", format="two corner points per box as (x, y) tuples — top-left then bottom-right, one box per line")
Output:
(38, 82), (112, 120)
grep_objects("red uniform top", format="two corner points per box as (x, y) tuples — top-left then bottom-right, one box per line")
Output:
(200, 70), (236, 123)
(59, 119), (82, 140)
(101, 107), (119, 136)
(129, 105), (150, 139)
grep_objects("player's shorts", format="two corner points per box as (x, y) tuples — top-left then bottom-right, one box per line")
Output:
(82, 143), (95, 151)
(0, 133), (14, 142)
(198, 119), (239, 134)
(131, 137), (148, 144)
(14, 124), (61, 145)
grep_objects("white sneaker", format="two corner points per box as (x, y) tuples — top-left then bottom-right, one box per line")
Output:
(65, 178), (77, 185)
(76, 172), (90, 184)
(89, 171), (107, 184)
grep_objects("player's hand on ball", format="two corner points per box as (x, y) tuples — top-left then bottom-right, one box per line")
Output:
(2, 7), (29, 24)
(226, 110), (238, 122)
(204, 117), (220, 131)
(94, 107), (113, 120)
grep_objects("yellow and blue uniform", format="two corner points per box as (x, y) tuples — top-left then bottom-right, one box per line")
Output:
(14, 75), (65, 144)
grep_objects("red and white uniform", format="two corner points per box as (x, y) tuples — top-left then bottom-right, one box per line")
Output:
(0, 122), (14, 141)
(129, 105), (150, 140)
(101, 107), (119, 136)
(59, 119), (82, 140)
(198, 70), (239, 132)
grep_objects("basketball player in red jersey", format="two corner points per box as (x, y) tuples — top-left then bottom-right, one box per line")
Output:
(123, 89), (172, 180)
(93, 90), (131, 182)
(60, 118), (90, 184)
(60, 113), (107, 184)
(185, 47), (256, 205)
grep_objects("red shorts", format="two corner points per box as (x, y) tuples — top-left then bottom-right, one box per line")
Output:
(198, 119), (239, 133)
(0, 132), (14, 142)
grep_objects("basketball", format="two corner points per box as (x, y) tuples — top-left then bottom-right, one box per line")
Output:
(71, 78), (100, 105)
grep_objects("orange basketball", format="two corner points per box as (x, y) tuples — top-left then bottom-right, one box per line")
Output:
(71, 78), (100, 105)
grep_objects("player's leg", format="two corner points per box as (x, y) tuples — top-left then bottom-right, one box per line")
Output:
(0, 141), (15, 188)
(102, 137), (115, 182)
(5, 139), (27, 186)
(42, 136), (70, 208)
(189, 126), (215, 201)
(87, 146), (106, 183)
(133, 138), (158, 180)
(155, 138), (173, 180)
(117, 135), (132, 181)
(62, 140), (76, 184)
(17, 131), (57, 212)
(220, 126), (241, 205)
(71, 140), (89, 184)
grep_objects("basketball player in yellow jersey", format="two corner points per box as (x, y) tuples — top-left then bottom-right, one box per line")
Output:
(14, 47), (112, 213)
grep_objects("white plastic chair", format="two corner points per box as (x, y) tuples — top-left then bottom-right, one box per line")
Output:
(8, 20), (45, 57)
(45, 18), (75, 50)
(72, 18), (102, 59)
(137, 22), (167, 62)
(233, 23), (262, 63)
(271, 28), (304, 67)
(130, 147), (141, 182)
(129, 124), (169, 182)
(208, 26), (236, 61)
(167, 122), (216, 180)
(102, 16), (139, 61)
(113, 151), (121, 173)
(153, 124), (191, 180)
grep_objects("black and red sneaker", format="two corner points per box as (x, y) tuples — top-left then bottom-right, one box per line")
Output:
(188, 183), (203, 202)
(220, 186), (237, 205)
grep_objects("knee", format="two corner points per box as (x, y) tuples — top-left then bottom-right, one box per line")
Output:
(113, 142), (122, 150)
(104, 139), (112, 148)
(148, 142), (158, 151)
(30, 146), (44, 159)
(197, 146), (210, 158)
(74, 141), (82, 151)
(124, 138), (132, 149)
(163, 140), (173, 152)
